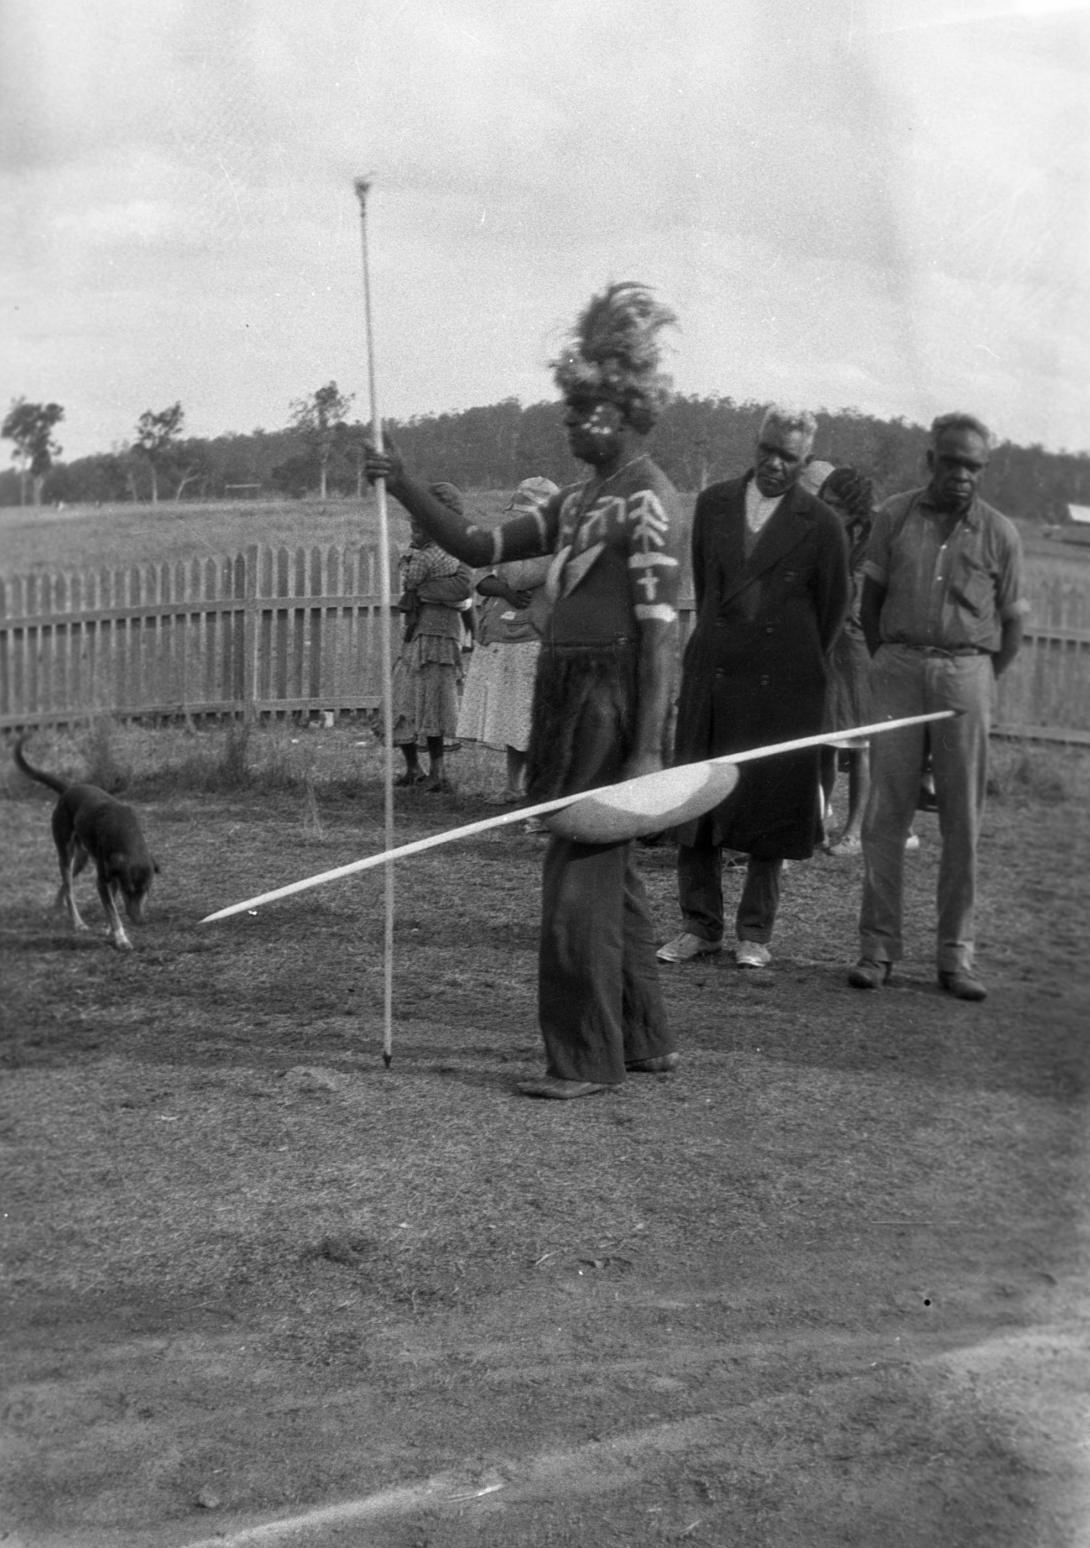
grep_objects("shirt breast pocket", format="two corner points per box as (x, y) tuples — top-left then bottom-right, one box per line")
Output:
(949, 557), (996, 619)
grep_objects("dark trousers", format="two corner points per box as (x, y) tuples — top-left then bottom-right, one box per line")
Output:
(539, 835), (673, 1084)
(676, 844), (783, 945)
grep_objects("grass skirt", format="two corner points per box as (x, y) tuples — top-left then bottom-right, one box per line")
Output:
(526, 641), (641, 802)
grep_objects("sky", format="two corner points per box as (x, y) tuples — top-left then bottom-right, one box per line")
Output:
(2, 0), (1088, 463)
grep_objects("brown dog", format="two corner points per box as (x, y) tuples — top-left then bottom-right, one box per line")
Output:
(15, 735), (158, 950)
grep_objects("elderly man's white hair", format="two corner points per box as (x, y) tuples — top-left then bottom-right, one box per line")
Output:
(759, 404), (818, 450)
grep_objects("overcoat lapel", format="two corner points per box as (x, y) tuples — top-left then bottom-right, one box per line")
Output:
(716, 478), (813, 607)
(707, 480), (747, 608)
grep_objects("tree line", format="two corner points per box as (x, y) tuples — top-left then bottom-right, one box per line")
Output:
(3, 387), (1087, 523)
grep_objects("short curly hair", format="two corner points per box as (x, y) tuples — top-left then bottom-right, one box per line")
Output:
(931, 412), (993, 448)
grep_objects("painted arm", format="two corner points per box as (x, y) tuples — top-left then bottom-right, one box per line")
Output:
(624, 487), (681, 778)
(627, 619), (678, 778)
(364, 442), (556, 566)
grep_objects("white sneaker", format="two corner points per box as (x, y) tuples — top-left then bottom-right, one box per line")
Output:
(656, 932), (721, 964)
(735, 940), (771, 968)
(904, 833), (921, 852)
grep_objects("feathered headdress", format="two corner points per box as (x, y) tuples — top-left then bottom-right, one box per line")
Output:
(551, 282), (677, 434)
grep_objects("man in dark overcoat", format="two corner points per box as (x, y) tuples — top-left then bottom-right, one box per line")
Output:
(658, 405), (849, 968)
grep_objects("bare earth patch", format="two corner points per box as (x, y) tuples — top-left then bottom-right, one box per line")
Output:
(1, 732), (1088, 1547)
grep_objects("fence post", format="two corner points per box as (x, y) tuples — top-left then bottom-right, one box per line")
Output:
(243, 545), (260, 723)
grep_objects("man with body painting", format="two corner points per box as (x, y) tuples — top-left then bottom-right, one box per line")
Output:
(365, 283), (682, 1098)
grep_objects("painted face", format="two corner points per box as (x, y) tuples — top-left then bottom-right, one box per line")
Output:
(563, 398), (624, 466)
(753, 424), (810, 497)
(927, 427), (989, 514)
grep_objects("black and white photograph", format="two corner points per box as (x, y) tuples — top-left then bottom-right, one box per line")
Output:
(2, 2), (1088, 1544)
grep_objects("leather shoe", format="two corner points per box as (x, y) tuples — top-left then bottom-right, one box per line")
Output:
(939, 970), (987, 1001)
(625, 1053), (680, 1074)
(735, 940), (771, 969)
(657, 932), (721, 964)
(848, 958), (892, 989)
(517, 1077), (616, 1100)
(826, 834), (862, 857)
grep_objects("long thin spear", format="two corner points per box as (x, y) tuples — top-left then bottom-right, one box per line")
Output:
(354, 175), (396, 1068)
(200, 710), (954, 924)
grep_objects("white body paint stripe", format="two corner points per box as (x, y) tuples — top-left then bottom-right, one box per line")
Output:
(627, 552), (678, 568)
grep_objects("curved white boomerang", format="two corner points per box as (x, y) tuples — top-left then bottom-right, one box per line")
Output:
(199, 710), (954, 924)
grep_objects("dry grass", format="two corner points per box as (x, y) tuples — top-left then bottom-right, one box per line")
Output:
(2, 488), (1083, 580)
(5, 710), (1083, 808)
(0, 492), (520, 576)
(2, 709), (1089, 1548)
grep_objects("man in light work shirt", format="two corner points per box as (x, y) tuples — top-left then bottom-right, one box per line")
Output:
(849, 412), (1028, 1001)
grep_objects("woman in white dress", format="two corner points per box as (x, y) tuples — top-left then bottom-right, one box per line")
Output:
(457, 477), (558, 802)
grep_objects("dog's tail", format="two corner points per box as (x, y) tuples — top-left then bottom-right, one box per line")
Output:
(13, 734), (68, 795)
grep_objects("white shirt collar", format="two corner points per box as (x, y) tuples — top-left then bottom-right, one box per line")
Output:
(744, 478), (783, 534)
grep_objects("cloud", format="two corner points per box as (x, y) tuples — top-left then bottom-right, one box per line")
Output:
(2, 0), (1088, 458)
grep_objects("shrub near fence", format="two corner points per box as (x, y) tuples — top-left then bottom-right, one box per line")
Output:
(1, 544), (1089, 741)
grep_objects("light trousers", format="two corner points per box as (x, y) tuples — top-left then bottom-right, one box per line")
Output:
(859, 645), (993, 974)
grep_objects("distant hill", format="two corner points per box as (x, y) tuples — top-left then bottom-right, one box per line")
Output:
(3, 396), (1086, 524)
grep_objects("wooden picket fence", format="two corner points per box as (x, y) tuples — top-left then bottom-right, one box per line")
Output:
(0, 544), (399, 729)
(993, 570), (1090, 743)
(2, 543), (1089, 742)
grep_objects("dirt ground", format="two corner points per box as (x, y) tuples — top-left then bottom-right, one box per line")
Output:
(2, 731), (1089, 1547)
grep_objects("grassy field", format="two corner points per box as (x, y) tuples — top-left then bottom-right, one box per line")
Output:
(4, 492), (1089, 747)
(4, 492), (1089, 580)
(0, 495), (516, 576)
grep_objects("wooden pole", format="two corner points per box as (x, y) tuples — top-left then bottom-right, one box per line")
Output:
(354, 175), (397, 1068)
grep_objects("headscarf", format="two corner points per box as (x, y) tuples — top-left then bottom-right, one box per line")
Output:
(504, 476), (559, 514)
(798, 459), (836, 496)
